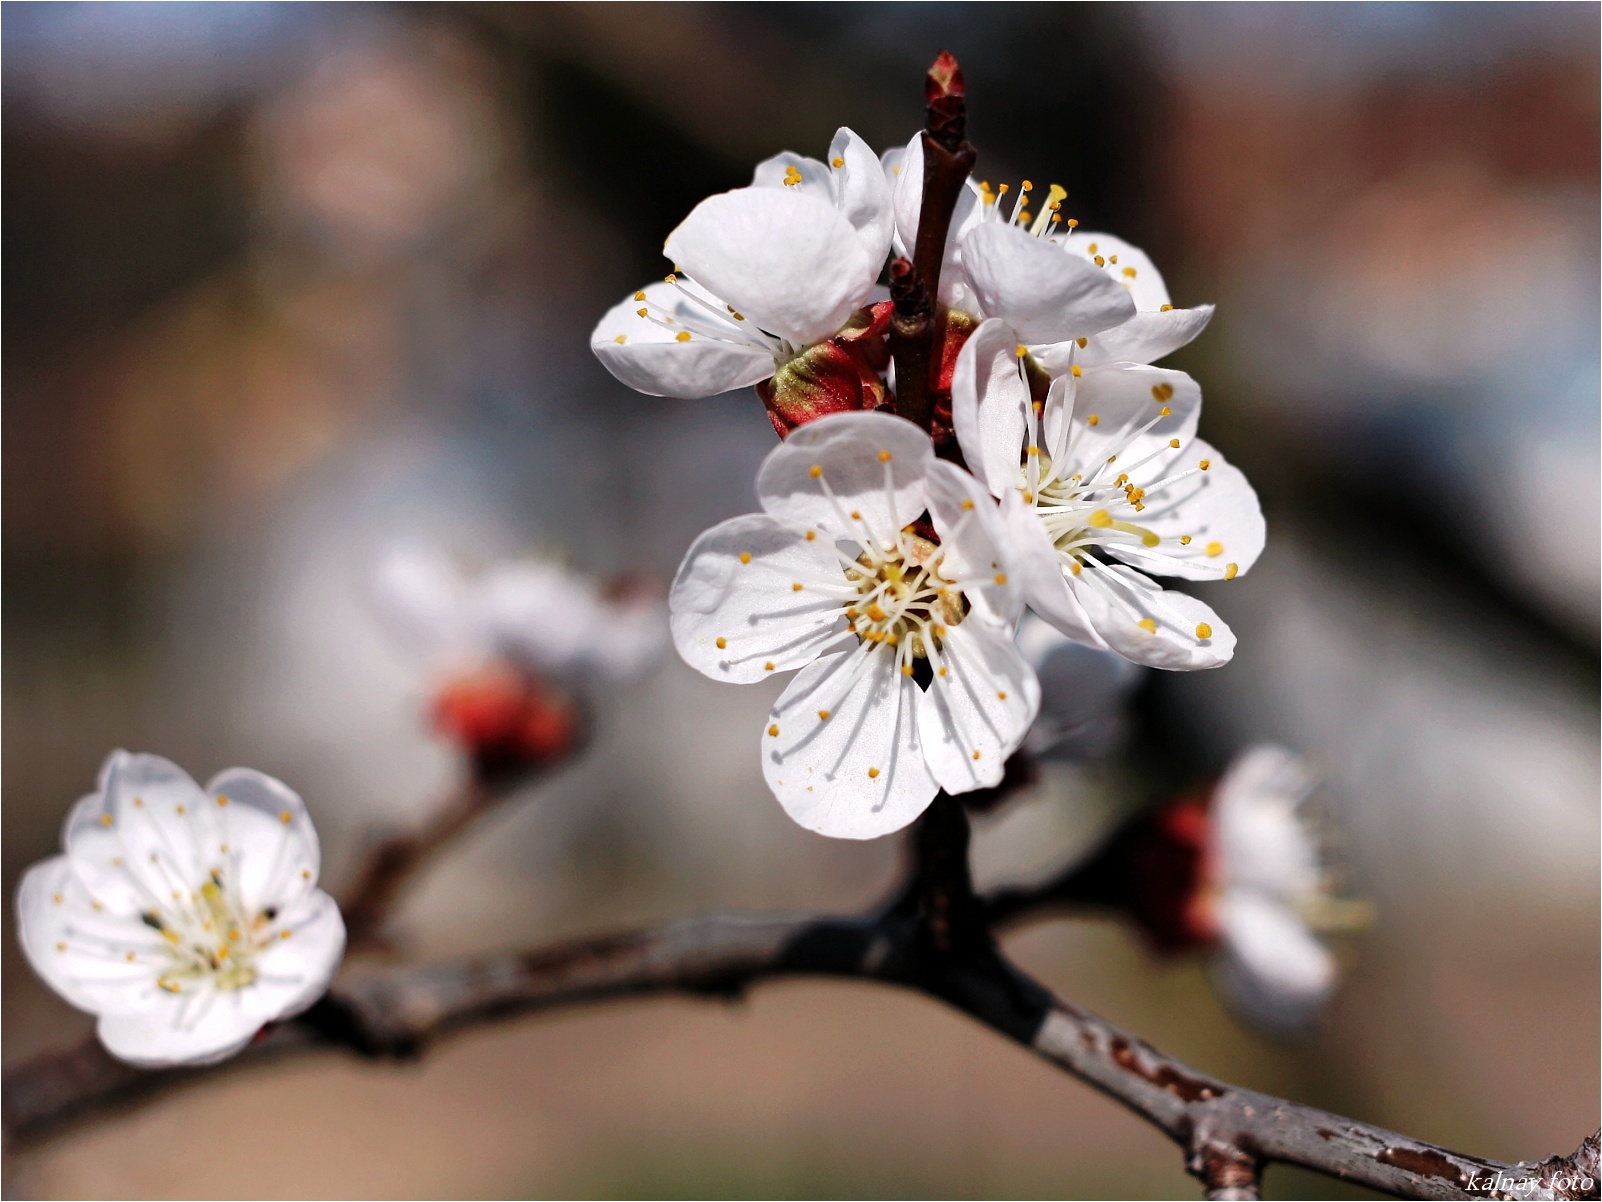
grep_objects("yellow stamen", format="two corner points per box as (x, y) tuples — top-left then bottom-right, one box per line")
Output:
(1195, 623), (1213, 639)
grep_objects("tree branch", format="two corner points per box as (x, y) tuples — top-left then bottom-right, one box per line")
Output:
(6, 905), (1593, 1199)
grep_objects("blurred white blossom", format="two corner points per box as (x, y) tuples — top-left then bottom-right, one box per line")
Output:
(16, 752), (344, 1066)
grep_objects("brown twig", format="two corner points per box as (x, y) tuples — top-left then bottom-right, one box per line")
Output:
(890, 51), (978, 434)
(6, 803), (1594, 1201)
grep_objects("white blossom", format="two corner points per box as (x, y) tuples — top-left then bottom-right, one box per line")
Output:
(1208, 745), (1360, 1034)
(373, 545), (666, 687)
(592, 127), (891, 399)
(670, 411), (1040, 838)
(886, 137), (1210, 364)
(15, 752), (345, 1067)
(952, 317), (1264, 668)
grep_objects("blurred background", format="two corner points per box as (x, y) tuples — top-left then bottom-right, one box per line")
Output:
(3, 3), (1596, 1197)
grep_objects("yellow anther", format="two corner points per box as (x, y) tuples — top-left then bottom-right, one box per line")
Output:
(1196, 623), (1213, 639)
(302, 868), (312, 879)
(1180, 535), (1192, 545)
(1137, 619), (1158, 633)
(1023, 491), (1034, 503)
(764, 661), (775, 671)
(1070, 561), (1082, 575)
(738, 552), (753, 565)
(1206, 541), (1224, 557)
(1199, 458), (1212, 471)
(217, 945), (230, 960)
(792, 582), (803, 592)
(133, 796), (144, 808)
(1076, 337), (1088, 348)
(1089, 510), (1113, 527)
(938, 666), (948, 677)
(675, 331), (691, 343)
(866, 603), (887, 622)
(1021, 180), (1034, 191)
(56, 941), (66, 952)
(217, 794), (229, 807)
(1169, 438), (1181, 448)
(818, 710), (831, 720)
(636, 308), (648, 317)
(99, 813), (112, 827)
(1123, 267), (1137, 278)
(175, 804), (185, 815)
(125, 951), (136, 961)
(901, 664), (914, 676)
(664, 273), (677, 283)
(831, 156), (845, 168)
(867, 767), (880, 779)
(614, 335), (626, 344)
(997, 691), (1008, 700)
(805, 530), (816, 541)
(1087, 414), (1099, 426)
(1224, 563), (1239, 580)
(878, 449), (892, 462)
(1160, 303), (1174, 312)
(932, 625), (947, 638)
(1019, 211), (1032, 225)
(961, 498), (975, 510)
(1026, 445), (1040, 457)
(993, 572), (1008, 585)
(1107, 456), (1117, 464)
(1160, 406), (1172, 416)
(634, 290), (647, 301)
(850, 510), (862, 520)
(279, 810), (292, 824)
(768, 724), (780, 737)
(715, 637), (727, 649)
(1066, 218), (1079, 228)
(1094, 255), (1106, 267)
(1087, 242), (1098, 254)
(730, 311), (744, 320)
(228, 927), (241, 941)
(972, 750), (982, 760)
(1071, 365), (1082, 377)
(997, 183), (1010, 195)
(1109, 255), (1118, 264)
(1015, 344), (1028, 357)
(1152, 382), (1175, 401)
(280, 929), (292, 939)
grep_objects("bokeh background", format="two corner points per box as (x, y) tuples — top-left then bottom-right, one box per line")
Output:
(4, 3), (1597, 1198)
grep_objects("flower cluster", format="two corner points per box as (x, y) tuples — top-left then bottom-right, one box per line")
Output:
(596, 89), (1263, 838)
(16, 752), (345, 1066)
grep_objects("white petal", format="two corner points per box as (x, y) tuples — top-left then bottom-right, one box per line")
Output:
(591, 280), (775, 399)
(1071, 563), (1234, 669)
(1061, 231), (1172, 310)
(204, 768), (321, 915)
(1000, 489), (1108, 650)
(950, 317), (1030, 498)
(16, 856), (162, 1016)
(1108, 439), (1265, 582)
(664, 187), (874, 346)
(828, 127), (895, 269)
(97, 993), (263, 1068)
(924, 459), (1026, 626)
(762, 646), (937, 839)
(917, 619), (1040, 793)
(961, 223), (1135, 343)
(670, 513), (848, 684)
(238, 888), (346, 1023)
(1214, 747), (1321, 899)
(756, 411), (932, 551)
(63, 752), (212, 915)
(1070, 306), (1215, 368)
(371, 544), (473, 660)
(752, 150), (833, 196)
(889, 133), (982, 306)
(1212, 891), (1336, 1034)
(1059, 363), (1201, 479)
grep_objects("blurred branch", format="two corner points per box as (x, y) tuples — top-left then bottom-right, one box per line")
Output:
(6, 803), (1595, 1200)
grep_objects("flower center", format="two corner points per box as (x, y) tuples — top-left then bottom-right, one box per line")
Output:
(143, 872), (276, 995)
(978, 178), (1075, 237)
(842, 532), (967, 663)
